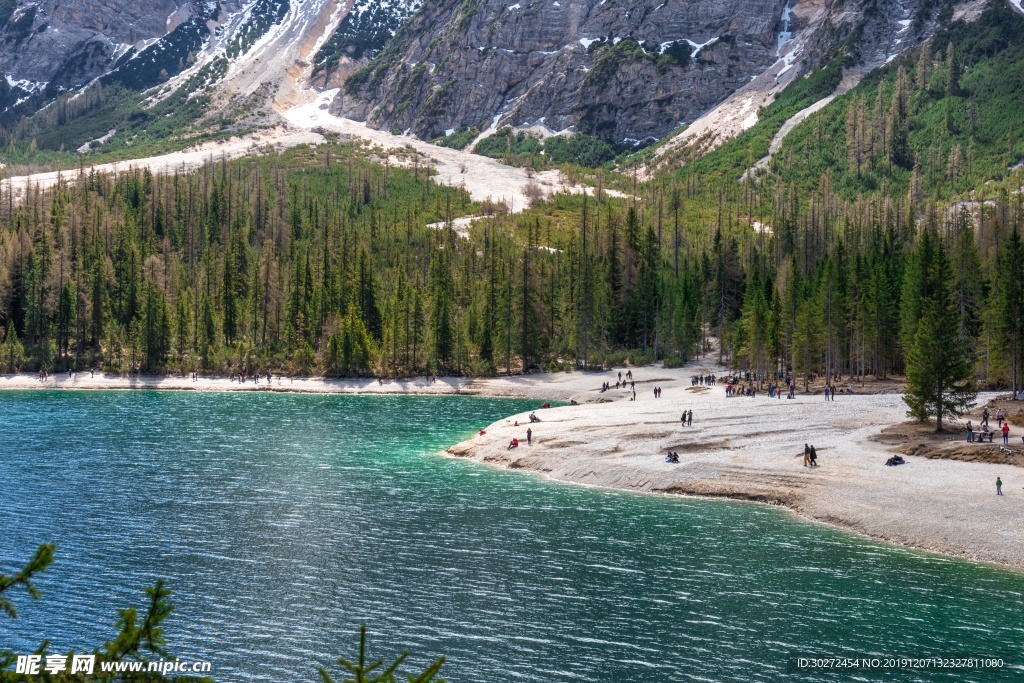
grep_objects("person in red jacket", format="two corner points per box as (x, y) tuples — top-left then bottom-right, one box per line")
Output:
(1002, 420), (1010, 445)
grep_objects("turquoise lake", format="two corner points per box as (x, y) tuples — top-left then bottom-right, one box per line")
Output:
(1, 391), (1022, 681)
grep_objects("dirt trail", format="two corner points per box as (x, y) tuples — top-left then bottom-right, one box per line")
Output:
(1, 129), (321, 199)
(745, 67), (864, 178)
(648, 0), (829, 173)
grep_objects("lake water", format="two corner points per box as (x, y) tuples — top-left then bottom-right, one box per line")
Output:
(1, 391), (1022, 681)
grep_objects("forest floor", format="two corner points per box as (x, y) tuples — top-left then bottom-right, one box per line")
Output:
(2, 362), (1020, 570)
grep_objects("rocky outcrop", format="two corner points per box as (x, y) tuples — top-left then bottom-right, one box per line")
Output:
(800, 0), (985, 69)
(311, 0), (423, 90)
(0, 0), (185, 89)
(334, 0), (791, 145)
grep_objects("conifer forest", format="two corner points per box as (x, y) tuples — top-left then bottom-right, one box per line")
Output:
(0, 3), (1022, 395)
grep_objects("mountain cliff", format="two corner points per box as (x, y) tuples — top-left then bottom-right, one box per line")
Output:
(0, 0), (188, 110)
(334, 0), (792, 145)
(333, 0), (984, 146)
(0, 0), (331, 116)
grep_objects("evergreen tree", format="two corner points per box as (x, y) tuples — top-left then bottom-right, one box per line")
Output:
(0, 322), (26, 372)
(428, 252), (454, 369)
(950, 219), (985, 345)
(990, 228), (1024, 390)
(946, 42), (960, 97)
(904, 243), (976, 430)
(899, 228), (937, 354)
(357, 250), (382, 342)
(141, 282), (171, 371)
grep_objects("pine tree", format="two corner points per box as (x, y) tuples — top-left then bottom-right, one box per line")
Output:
(888, 67), (912, 170)
(950, 218), (984, 345)
(792, 291), (823, 392)
(142, 281), (171, 371)
(946, 42), (960, 97)
(899, 228), (937, 354)
(0, 322), (26, 372)
(904, 242), (976, 430)
(428, 252), (453, 369)
(991, 228), (1024, 390)
(357, 249), (382, 342)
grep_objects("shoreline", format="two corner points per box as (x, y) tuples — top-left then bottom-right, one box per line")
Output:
(4, 368), (1023, 571)
(0, 372), (589, 400)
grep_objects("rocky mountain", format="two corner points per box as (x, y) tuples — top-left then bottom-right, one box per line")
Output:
(334, 0), (792, 145)
(311, 0), (423, 89)
(0, 0), (333, 116)
(333, 0), (984, 146)
(0, 0), (201, 107)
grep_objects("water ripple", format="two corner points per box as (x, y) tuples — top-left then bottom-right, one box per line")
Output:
(1, 391), (1022, 683)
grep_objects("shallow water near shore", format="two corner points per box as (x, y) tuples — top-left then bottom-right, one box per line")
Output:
(2, 391), (1022, 682)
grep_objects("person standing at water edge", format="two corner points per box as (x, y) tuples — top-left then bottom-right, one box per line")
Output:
(996, 477), (1003, 495)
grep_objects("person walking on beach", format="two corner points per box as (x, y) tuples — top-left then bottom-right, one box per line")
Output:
(687, 410), (692, 426)
(997, 408), (1005, 427)
(982, 408), (990, 430)
(527, 427), (532, 445)
(996, 477), (1003, 495)
(803, 443), (810, 467)
(1002, 420), (1010, 445)
(682, 411), (687, 426)
(809, 445), (818, 466)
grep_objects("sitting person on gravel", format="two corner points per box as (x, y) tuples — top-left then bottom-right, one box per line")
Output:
(508, 438), (519, 450)
(885, 455), (906, 466)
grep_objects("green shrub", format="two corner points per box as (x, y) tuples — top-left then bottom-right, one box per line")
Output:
(473, 127), (543, 158)
(437, 127), (477, 149)
(545, 134), (616, 167)
(628, 349), (655, 367)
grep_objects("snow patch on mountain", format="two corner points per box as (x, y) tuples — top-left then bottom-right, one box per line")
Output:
(313, 0), (422, 73)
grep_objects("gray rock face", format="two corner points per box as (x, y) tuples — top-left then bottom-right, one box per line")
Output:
(802, 0), (981, 70)
(335, 0), (790, 144)
(0, 0), (184, 89)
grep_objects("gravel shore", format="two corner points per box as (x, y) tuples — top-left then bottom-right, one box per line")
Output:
(4, 364), (1022, 570)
